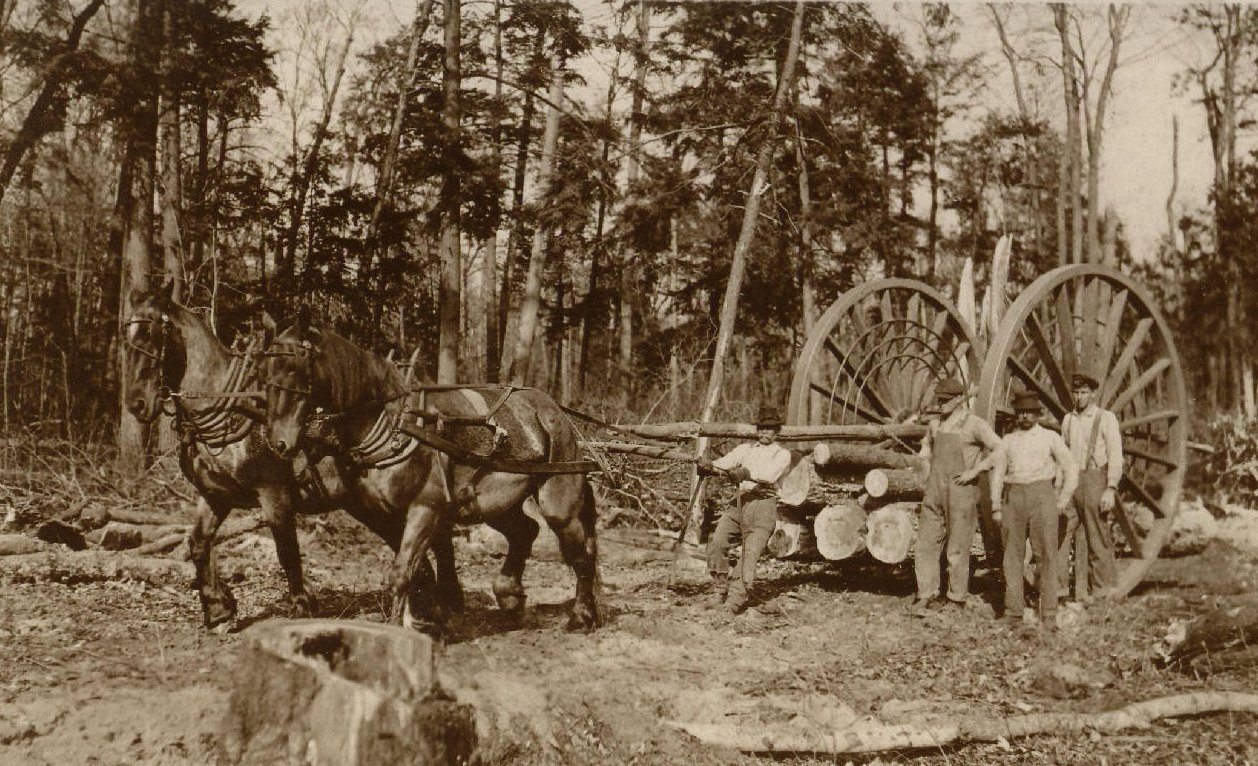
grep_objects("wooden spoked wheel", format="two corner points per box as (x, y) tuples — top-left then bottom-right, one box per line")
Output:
(787, 279), (979, 443)
(976, 264), (1189, 598)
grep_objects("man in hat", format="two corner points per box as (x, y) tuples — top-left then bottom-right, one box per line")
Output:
(991, 391), (1078, 632)
(911, 377), (1004, 617)
(1060, 373), (1123, 594)
(698, 403), (792, 613)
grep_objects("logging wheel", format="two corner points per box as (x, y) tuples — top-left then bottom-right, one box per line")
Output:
(976, 264), (1189, 598)
(787, 279), (979, 441)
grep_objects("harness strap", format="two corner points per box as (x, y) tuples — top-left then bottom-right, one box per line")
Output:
(397, 421), (597, 475)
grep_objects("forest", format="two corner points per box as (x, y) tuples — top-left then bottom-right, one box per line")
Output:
(0, 0), (1255, 458)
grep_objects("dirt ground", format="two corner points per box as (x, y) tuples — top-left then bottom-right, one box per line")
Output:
(2, 508), (1258, 766)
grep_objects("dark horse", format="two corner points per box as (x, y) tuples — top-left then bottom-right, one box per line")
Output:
(259, 317), (601, 634)
(121, 282), (462, 629)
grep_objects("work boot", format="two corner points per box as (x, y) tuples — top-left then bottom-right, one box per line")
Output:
(910, 597), (937, 618)
(706, 574), (729, 609)
(724, 581), (750, 614)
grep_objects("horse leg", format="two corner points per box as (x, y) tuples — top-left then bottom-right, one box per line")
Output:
(187, 497), (236, 630)
(537, 475), (601, 632)
(484, 504), (539, 615)
(432, 520), (464, 614)
(257, 485), (315, 618)
(391, 503), (446, 638)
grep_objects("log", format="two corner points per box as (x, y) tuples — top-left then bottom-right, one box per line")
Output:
(669, 692), (1258, 755)
(86, 522), (189, 551)
(864, 468), (925, 500)
(813, 502), (867, 561)
(812, 443), (921, 471)
(0, 533), (52, 556)
(218, 619), (476, 766)
(82, 506), (195, 528)
(589, 440), (698, 463)
(864, 502), (917, 564)
(767, 519), (816, 559)
(777, 452), (813, 507)
(0, 549), (193, 586)
(614, 421), (926, 443)
(1164, 603), (1258, 674)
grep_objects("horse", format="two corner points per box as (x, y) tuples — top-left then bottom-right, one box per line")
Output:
(121, 281), (464, 629)
(258, 315), (601, 635)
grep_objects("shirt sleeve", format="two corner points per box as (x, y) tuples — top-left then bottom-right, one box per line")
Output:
(1102, 410), (1124, 489)
(970, 416), (1005, 471)
(1051, 432), (1078, 505)
(991, 436), (1010, 506)
(712, 443), (747, 472)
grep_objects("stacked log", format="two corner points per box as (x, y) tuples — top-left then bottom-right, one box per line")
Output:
(864, 468), (926, 501)
(813, 502), (867, 560)
(864, 503), (917, 563)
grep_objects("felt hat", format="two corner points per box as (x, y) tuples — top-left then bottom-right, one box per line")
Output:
(1012, 391), (1043, 412)
(755, 403), (784, 428)
(1071, 373), (1100, 391)
(934, 378), (966, 401)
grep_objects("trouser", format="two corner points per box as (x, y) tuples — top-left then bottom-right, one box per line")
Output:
(1070, 469), (1117, 591)
(1002, 480), (1058, 621)
(914, 481), (979, 602)
(706, 497), (778, 603)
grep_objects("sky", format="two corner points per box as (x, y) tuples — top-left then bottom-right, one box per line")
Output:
(236, 0), (1223, 262)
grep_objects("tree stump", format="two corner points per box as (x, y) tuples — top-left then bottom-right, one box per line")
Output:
(219, 619), (476, 766)
(865, 503), (917, 563)
(813, 503), (867, 561)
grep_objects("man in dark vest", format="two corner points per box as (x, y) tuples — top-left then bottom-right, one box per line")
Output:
(911, 377), (1003, 617)
(699, 403), (792, 614)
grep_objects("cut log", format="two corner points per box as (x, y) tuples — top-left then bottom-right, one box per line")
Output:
(864, 468), (924, 501)
(94, 506), (196, 527)
(813, 503), (867, 561)
(777, 452), (813, 507)
(812, 443), (921, 471)
(0, 550), (193, 586)
(767, 519), (816, 559)
(218, 619), (476, 766)
(1164, 603), (1258, 675)
(864, 502), (917, 564)
(669, 692), (1258, 755)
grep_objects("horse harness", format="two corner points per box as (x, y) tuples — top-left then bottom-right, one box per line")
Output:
(124, 314), (264, 451)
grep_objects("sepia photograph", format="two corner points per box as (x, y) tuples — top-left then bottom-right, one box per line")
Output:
(1, 0), (1257, 763)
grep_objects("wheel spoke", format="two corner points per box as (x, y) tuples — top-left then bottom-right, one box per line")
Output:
(1109, 357), (1172, 413)
(1023, 312), (1073, 408)
(1095, 289), (1129, 374)
(810, 381), (887, 424)
(1121, 474), (1167, 519)
(1125, 445), (1179, 469)
(1101, 317), (1153, 404)
(1007, 356), (1068, 419)
(1121, 408), (1181, 431)
(824, 337), (893, 418)
(1055, 286), (1079, 378)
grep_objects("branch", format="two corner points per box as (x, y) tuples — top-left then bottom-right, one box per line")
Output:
(671, 692), (1258, 755)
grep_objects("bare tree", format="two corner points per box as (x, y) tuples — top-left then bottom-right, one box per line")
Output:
(437, 0), (462, 383)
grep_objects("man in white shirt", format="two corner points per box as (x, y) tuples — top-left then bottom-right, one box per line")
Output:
(1060, 373), (1123, 594)
(698, 404), (792, 614)
(991, 391), (1078, 631)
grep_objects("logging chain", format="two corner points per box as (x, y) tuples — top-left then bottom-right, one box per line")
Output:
(669, 691), (1258, 755)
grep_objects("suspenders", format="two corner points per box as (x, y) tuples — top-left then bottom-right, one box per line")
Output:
(1065, 411), (1105, 471)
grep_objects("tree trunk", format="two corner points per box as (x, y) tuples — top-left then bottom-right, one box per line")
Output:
(1083, 5), (1128, 264)
(990, 6), (1044, 258)
(496, 78), (536, 379)
(484, 0), (504, 384)
(1166, 114), (1179, 253)
(437, 0), (461, 384)
(117, 0), (161, 474)
(507, 56), (563, 385)
(687, 1), (806, 539)
(1052, 4), (1077, 266)
(618, 0), (652, 407)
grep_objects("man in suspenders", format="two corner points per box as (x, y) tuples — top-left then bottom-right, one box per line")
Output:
(1061, 373), (1124, 594)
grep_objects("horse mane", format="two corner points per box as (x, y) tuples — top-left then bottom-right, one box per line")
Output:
(307, 326), (405, 411)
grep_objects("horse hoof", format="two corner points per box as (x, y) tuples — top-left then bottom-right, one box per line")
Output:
(209, 617), (236, 635)
(495, 593), (526, 614)
(565, 612), (597, 634)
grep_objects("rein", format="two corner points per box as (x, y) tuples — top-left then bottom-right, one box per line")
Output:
(168, 337), (267, 450)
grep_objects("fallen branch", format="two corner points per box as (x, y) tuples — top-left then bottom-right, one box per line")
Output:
(669, 692), (1258, 755)
(0, 549), (193, 586)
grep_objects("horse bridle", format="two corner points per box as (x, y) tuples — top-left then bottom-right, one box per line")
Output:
(261, 338), (318, 398)
(122, 313), (178, 414)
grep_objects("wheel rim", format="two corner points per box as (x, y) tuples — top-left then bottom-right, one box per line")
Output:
(788, 279), (979, 447)
(976, 264), (1189, 597)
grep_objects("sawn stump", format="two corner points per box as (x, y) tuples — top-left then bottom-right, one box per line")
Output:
(218, 619), (476, 766)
